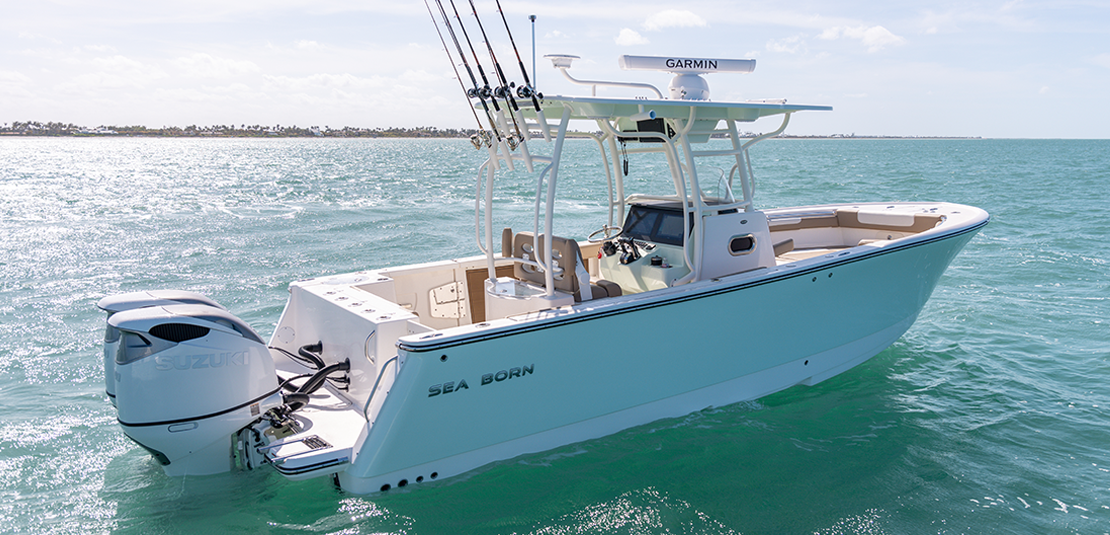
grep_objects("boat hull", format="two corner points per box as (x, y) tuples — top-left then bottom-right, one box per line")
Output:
(337, 219), (984, 492)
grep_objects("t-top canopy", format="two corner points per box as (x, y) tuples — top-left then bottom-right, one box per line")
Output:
(528, 94), (832, 123)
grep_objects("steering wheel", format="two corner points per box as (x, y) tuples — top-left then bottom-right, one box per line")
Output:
(587, 225), (623, 243)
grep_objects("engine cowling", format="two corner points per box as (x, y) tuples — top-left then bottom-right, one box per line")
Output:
(97, 291), (226, 407)
(109, 303), (282, 476)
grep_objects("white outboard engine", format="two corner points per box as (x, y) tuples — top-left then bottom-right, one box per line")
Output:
(108, 302), (283, 476)
(97, 291), (226, 407)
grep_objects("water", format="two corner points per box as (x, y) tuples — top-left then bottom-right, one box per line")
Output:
(1, 137), (1107, 534)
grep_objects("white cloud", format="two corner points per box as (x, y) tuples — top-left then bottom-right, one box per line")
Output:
(0, 70), (35, 99)
(84, 44), (117, 53)
(261, 72), (387, 93)
(643, 10), (707, 31)
(91, 55), (151, 72)
(59, 71), (159, 92)
(1092, 54), (1110, 69)
(914, 6), (1038, 35)
(917, 10), (956, 35)
(172, 54), (261, 78)
(818, 25), (906, 52)
(54, 55), (168, 92)
(398, 69), (440, 85)
(614, 28), (649, 46)
(0, 70), (33, 85)
(295, 40), (321, 50)
(766, 35), (807, 54)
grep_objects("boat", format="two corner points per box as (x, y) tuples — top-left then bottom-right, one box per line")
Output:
(96, 13), (988, 493)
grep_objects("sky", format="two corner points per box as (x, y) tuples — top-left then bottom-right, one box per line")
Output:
(2, 0), (1109, 138)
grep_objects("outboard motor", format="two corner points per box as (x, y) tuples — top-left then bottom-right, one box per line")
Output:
(97, 291), (226, 407)
(109, 303), (282, 476)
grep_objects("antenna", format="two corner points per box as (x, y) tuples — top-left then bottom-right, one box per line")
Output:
(529, 15), (536, 87)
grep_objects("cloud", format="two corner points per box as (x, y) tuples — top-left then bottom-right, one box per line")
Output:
(46, 55), (168, 96)
(818, 25), (906, 52)
(172, 53), (261, 78)
(92, 55), (143, 70)
(1092, 53), (1110, 69)
(914, 6), (1038, 35)
(0, 70), (33, 85)
(614, 28), (649, 46)
(0, 70), (34, 98)
(766, 35), (807, 54)
(84, 44), (117, 53)
(643, 10), (707, 31)
(261, 72), (387, 93)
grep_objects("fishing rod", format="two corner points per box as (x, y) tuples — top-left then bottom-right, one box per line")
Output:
(445, 0), (518, 170)
(431, 0), (499, 142)
(422, 0), (488, 150)
(492, 0), (551, 141)
(444, 1), (501, 120)
(432, 0), (513, 168)
(448, 0), (520, 148)
(464, 0), (526, 145)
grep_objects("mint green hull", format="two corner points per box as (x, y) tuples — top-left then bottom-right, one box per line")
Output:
(337, 223), (983, 492)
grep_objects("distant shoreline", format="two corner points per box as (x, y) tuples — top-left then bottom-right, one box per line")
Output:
(0, 122), (981, 140)
(0, 133), (983, 140)
(0, 122), (476, 139)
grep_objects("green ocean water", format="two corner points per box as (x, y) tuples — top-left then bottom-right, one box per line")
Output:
(0, 137), (1106, 534)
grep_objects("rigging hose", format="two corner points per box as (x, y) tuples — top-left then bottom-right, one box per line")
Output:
(295, 359), (351, 396)
(297, 342), (325, 369)
(279, 358), (351, 414)
(267, 343), (325, 370)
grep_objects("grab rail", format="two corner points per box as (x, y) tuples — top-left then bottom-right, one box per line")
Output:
(555, 66), (664, 99)
(362, 356), (399, 421)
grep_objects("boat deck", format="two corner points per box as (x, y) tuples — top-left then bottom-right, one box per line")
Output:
(256, 367), (364, 479)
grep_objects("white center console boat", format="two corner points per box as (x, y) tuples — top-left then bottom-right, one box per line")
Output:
(97, 44), (988, 494)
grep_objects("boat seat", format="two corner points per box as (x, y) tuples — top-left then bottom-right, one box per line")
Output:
(773, 238), (795, 256)
(592, 280), (622, 299)
(508, 230), (618, 302)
